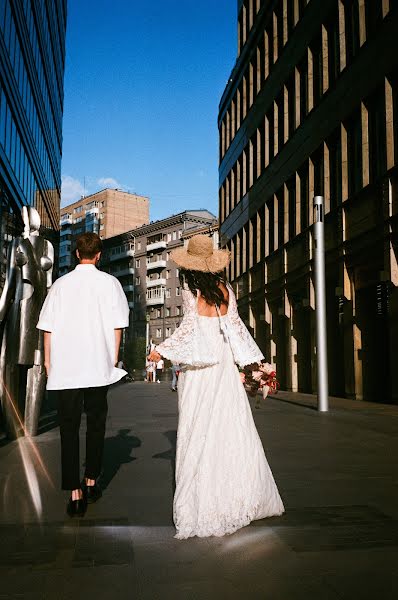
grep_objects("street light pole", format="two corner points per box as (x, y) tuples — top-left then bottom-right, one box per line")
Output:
(313, 196), (329, 412)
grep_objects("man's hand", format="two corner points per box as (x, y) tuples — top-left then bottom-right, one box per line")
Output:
(44, 331), (51, 378)
(148, 350), (161, 362)
(114, 328), (123, 365)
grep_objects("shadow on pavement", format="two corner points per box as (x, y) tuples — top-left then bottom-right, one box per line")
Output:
(152, 429), (177, 492)
(100, 428), (141, 490)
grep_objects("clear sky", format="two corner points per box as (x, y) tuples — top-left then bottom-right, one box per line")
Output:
(61, 0), (237, 221)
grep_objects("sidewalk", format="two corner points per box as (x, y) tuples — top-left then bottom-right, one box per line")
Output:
(0, 382), (397, 599)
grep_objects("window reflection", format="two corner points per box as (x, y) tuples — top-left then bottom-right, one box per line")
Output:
(0, 0), (66, 232)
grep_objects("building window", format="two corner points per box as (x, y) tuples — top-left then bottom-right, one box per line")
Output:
(167, 233), (172, 241)
(156, 308), (161, 318)
(367, 87), (387, 184)
(175, 306), (181, 316)
(166, 288), (171, 298)
(176, 287), (180, 296)
(175, 268), (179, 278)
(137, 241), (141, 250)
(178, 230), (182, 238)
(328, 130), (342, 209)
(344, 0), (360, 65)
(287, 177), (296, 240)
(100, 224), (104, 230)
(166, 307), (171, 317)
(346, 108), (363, 196)
(74, 206), (82, 213)
(172, 231), (177, 240)
(166, 251), (170, 260)
(166, 327), (171, 337)
(156, 328), (162, 338)
(365, 0), (383, 39)
(136, 276), (140, 285)
(136, 259), (140, 268)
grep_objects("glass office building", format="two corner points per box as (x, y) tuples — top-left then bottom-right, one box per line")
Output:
(0, 0), (67, 286)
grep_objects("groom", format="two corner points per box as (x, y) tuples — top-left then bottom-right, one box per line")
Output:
(37, 232), (129, 517)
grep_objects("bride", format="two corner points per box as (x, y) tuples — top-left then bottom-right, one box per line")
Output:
(149, 235), (284, 539)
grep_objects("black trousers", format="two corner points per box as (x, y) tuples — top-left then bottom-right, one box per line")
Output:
(55, 386), (109, 490)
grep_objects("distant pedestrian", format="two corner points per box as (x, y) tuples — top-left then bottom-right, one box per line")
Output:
(171, 363), (180, 391)
(156, 358), (164, 383)
(37, 233), (129, 518)
(146, 359), (155, 383)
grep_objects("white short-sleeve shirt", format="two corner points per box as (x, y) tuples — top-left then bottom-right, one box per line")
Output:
(37, 264), (130, 390)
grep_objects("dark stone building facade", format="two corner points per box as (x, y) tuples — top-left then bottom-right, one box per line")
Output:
(0, 0), (67, 284)
(219, 0), (398, 402)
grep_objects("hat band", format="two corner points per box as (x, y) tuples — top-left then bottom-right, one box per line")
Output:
(187, 248), (213, 258)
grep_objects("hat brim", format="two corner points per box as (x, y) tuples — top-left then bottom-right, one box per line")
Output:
(170, 247), (230, 273)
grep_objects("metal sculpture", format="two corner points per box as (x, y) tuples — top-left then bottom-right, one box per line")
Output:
(0, 206), (54, 436)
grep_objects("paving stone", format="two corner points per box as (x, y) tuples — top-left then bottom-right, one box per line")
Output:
(0, 382), (397, 599)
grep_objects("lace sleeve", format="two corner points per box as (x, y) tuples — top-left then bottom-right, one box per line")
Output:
(222, 284), (265, 368)
(156, 288), (218, 366)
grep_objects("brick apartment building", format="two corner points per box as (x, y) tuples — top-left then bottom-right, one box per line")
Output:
(59, 188), (149, 274)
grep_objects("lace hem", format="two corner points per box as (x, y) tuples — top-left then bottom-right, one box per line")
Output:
(174, 503), (285, 540)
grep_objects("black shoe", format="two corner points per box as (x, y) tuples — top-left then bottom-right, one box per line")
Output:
(82, 481), (102, 504)
(66, 496), (87, 518)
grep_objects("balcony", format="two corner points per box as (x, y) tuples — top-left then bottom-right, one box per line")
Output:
(146, 259), (167, 271)
(146, 277), (166, 288)
(60, 227), (72, 237)
(122, 284), (134, 292)
(60, 216), (72, 226)
(147, 240), (167, 252)
(146, 287), (165, 306)
(112, 266), (134, 277)
(110, 248), (134, 261)
(86, 207), (99, 216)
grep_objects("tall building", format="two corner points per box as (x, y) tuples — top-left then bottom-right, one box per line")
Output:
(219, 1), (398, 402)
(0, 0), (67, 284)
(59, 188), (149, 274)
(101, 210), (217, 346)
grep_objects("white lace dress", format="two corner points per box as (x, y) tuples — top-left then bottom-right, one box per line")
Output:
(156, 285), (284, 539)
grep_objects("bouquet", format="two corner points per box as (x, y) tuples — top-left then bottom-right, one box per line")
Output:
(240, 362), (279, 404)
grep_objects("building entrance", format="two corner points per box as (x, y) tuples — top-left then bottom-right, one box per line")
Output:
(355, 282), (391, 402)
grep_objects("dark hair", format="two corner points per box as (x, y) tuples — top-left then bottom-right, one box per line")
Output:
(179, 269), (228, 307)
(76, 232), (103, 259)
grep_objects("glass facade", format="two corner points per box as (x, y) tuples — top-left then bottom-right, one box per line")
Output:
(0, 0), (67, 281)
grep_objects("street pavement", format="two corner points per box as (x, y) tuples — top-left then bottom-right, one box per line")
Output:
(0, 381), (397, 599)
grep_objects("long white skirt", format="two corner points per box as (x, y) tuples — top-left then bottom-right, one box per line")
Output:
(173, 317), (284, 539)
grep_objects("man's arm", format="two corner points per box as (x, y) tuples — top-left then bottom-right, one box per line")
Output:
(114, 328), (123, 366)
(44, 331), (51, 377)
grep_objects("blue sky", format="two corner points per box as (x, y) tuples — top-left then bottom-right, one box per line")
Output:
(61, 0), (237, 221)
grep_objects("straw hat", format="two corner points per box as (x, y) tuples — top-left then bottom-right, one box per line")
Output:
(171, 235), (230, 273)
